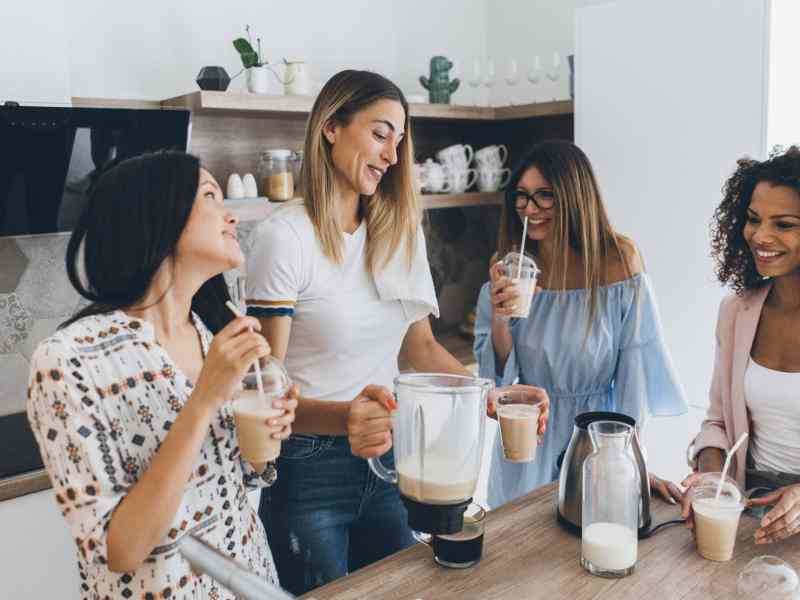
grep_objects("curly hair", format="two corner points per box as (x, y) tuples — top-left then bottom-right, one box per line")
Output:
(711, 145), (800, 294)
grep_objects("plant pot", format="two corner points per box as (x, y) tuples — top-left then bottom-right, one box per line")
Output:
(247, 66), (270, 94)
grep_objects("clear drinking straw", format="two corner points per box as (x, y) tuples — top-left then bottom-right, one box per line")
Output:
(516, 216), (529, 279)
(714, 432), (748, 504)
(225, 300), (267, 408)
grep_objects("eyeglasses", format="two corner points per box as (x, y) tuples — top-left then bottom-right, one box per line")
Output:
(512, 189), (555, 210)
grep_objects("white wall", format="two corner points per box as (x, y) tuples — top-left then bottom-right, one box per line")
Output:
(767, 0), (800, 149)
(485, 0), (610, 105)
(64, 0), (487, 104)
(575, 0), (769, 474)
(0, 0), (71, 104)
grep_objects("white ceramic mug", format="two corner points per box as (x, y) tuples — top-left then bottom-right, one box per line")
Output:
(283, 61), (311, 96)
(445, 165), (478, 193)
(476, 168), (511, 192)
(436, 144), (474, 169)
(475, 145), (508, 169)
(422, 159), (452, 193)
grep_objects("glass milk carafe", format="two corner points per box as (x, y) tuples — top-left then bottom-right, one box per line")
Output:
(581, 421), (639, 578)
(369, 373), (492, 534)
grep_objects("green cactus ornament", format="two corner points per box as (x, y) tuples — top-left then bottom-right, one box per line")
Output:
(419, 56), (460, 104)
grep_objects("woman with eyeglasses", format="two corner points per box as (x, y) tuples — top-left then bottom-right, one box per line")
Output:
(474, 140), (688, 508)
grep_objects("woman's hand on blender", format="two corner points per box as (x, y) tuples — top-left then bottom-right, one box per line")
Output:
(193, 316), (271, 412)
(269, 386), (299, 440)
(347, 385), (397, 459)
(487, 384), (550, 437)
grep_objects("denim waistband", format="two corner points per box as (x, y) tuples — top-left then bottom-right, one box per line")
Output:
(746, 468), (800, 492)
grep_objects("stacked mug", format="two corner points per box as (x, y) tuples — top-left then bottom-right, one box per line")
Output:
(415, 159), (451, 193)
(474, 145), (511, 192)
(436, 144), (477, 193)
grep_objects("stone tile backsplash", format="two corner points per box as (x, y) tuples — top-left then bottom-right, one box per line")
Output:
(0, 233), (82, 416)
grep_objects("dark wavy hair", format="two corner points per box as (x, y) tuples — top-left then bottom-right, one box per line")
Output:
(62, 151), (234, 333)
(711, 146), (800, 294)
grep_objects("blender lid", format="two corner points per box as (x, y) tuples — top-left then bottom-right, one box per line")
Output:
(394, 372), (493, 393)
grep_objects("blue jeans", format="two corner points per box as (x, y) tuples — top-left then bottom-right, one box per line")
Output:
(259, 435), (415, 595)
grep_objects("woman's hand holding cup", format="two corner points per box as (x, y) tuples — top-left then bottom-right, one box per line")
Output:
(268, 386), (299, 440)
(489, 260), (521, 319)
(193, 316), (271, 413)
(489, 259), (540, 321)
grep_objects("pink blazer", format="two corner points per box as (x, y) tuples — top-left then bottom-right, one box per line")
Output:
(690, 283), (771, 488)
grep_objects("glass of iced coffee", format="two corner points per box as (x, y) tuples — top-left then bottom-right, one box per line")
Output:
(413, 503), (487, 569)
(690, 472), (746, 562)
(232, 361), (291, 474)
(500, 252), (539, 319)
(496, 389), (543, 463)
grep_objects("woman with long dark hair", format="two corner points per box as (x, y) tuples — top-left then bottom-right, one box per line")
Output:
(474, 140), (687, 508)
(27, 151), (297, 599)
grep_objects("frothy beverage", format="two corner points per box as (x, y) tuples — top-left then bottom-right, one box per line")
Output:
(581, 522), (637, 572)
(432, 514), (485, 568)
(397, 454), (477, 505)
(692, 497), (743, 561)
(498, 404), (539, 462)
(233, 390), (283, 473)
(510, 277), (536, 318)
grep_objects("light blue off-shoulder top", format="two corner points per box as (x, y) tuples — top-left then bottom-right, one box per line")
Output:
(474, 273), (688, 508)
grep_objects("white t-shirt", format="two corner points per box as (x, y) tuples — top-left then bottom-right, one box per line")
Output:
(245, 202), (413, 402)
(745, 358), (800, 473)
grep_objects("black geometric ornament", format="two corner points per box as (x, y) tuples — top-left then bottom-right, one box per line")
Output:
(196, 66), (231, 91)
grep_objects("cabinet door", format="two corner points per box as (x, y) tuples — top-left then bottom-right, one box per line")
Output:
(0, 489), (77, 598)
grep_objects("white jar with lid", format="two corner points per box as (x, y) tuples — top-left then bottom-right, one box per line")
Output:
(258, 149), (294, 202)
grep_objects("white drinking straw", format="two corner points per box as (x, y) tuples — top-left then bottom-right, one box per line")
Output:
(714, 432), (748, 503)
(517, 216), (529, 279)
(225, 300), (267, 407)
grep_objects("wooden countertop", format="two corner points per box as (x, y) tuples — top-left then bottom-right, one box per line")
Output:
(302, 482), (800, 599)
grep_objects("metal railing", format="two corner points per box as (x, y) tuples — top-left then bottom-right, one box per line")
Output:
(179, 535), (294, 600)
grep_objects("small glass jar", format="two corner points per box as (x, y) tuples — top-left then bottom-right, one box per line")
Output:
(581, 420), (639, 578)
(291, 150), (304, 196)
(257, 149), (294, 202)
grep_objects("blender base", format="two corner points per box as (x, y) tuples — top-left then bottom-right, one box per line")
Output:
(401, 496), (472, 535)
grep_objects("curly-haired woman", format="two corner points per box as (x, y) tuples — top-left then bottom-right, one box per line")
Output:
(683, 146), (800, 545)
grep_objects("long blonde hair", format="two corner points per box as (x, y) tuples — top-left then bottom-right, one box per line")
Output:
(497, 140), (632, 333)
(302, 69), (419, 273)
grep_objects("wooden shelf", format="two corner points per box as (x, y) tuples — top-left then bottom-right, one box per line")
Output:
(493, 100), (574, 120)
(161, 91), (572, 121)
(71, 97), (164, 109)
(400, 330), (476, 373)
(162, 91), (313, 118)
(410, 103), (494, 121)
(421, 192), (503, 210)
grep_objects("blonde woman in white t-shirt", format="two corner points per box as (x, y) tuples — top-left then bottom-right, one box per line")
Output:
(245, 70), (498, 595)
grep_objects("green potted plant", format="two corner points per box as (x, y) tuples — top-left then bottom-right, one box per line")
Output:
(233, 25), (273, 94)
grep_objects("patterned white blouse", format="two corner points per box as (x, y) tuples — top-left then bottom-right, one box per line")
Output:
(26, 310), (280, 600)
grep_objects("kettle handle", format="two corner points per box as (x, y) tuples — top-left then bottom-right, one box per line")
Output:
(631, 428), (651, 515)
